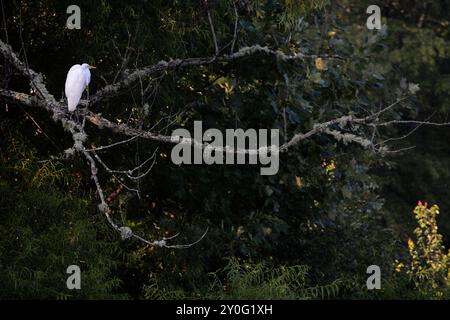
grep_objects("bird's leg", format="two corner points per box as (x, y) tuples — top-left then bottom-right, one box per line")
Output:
(81, 108), (87, 128)
(70, 110), (76, 123)
(81, 105), (88, 128)
(82, 86), (90, 128)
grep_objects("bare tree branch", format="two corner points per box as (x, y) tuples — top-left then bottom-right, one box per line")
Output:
(85, 44), (345, 106)
(3, 81), (450, 161)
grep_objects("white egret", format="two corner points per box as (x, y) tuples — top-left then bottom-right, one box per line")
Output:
(65, 63), (95, 113)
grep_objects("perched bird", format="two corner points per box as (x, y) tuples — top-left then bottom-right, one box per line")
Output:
(65, 63), (95, 112)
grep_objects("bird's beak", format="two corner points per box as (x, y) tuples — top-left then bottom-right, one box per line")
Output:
(88, 65), (96, 69)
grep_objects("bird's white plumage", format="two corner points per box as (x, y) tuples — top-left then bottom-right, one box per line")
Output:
(65, 63), (92, 112)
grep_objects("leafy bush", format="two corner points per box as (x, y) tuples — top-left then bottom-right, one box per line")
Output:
(0, 125), (125, 299)
(205, 258), (341, 300)
(395, 202), (450, 299)
(143, 257), (341, 300)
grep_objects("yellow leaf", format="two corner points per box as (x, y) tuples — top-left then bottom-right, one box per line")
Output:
(408, 238), (415, 250)
(315, 57), (328, 71)
(295, 176), (303, 190)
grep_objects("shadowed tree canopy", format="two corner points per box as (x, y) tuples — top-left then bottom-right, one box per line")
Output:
(0, 0), (449, 299)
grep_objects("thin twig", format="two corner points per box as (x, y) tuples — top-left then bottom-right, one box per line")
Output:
(206, 2), (219, 56)
(230, 2), (239, 54)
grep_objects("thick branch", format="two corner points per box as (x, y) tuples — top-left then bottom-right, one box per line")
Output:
(4, 86), (450, 158)
(0, 40), (56, 103)
(88, 44), (344, 106)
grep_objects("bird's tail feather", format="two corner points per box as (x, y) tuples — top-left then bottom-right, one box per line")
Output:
(68, 98), (77, 112)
